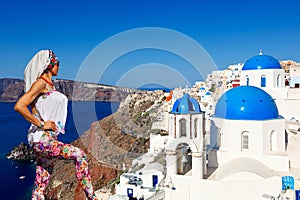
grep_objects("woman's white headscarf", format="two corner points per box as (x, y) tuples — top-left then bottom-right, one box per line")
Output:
(24, 50), (57, 92)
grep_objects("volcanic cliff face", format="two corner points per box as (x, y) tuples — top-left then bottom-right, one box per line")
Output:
(45, 90), (166, 199)
(56, 79), (141, 102)
(0, 78), (24, 102)
(0, 78), (143, 102)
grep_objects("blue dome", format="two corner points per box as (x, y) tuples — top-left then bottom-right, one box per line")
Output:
(214, 86), (280, 120)
(242, 53), (281, 70)
(171, 93), (201, 114)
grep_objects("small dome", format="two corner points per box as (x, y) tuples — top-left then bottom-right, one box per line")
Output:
(171, 93), (201, 114)
(199, 87), (206, 91)
(242, 51), (281, 70)
(214, 86), (280, 120)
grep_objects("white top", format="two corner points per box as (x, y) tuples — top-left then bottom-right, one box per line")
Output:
(27, 87), (68, 146)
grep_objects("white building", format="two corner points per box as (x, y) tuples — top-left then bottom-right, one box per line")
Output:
(165, 93), (206, 181)
(110, 52), (300, 200)
(290, 64), (300, 88)
(211, 86), (289, 171)
(165, 86), (300, 200)
(115, 163), (164, 199)
(164, 52), (300, 200)
(239, 51), (300, 123)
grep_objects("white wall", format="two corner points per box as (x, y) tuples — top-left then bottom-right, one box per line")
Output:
(290, 77), (300, 87)
(290, 65), (300, 76)
(264, 87), (288, 99)
(139, 170), (164, 188)
(168, 113), (203, 139)
(116, 171), (164, 199)
(149, 134), (168, 153)
(240, 69), (285, 88)
(165, 175), (286, 200)
(275, 98), (300, 121)
(212, 118), (289, 171)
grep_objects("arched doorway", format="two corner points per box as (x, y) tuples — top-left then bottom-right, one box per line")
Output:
(176, 143), (192, 175)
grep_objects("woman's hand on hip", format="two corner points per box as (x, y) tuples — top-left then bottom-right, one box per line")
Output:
(44, 121), (57, 131)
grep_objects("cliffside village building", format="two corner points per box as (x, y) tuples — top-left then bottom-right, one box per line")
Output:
(109, 51), (300, 200)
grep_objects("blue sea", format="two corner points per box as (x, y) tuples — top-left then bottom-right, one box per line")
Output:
(0, 101), (119, 200)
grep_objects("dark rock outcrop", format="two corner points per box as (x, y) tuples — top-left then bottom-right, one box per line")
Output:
(6, 142), (36, 161)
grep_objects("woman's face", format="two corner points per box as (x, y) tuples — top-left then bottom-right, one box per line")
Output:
(51, 63), (59, 76)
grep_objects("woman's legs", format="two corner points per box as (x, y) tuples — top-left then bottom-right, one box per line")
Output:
(32, 133), (97, 200)
(32, 156), (54, 200)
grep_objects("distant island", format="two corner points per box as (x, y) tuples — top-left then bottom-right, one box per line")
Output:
(0, 78), (144, 102)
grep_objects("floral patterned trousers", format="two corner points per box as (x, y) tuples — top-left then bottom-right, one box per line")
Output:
(32, 132), (97, 200)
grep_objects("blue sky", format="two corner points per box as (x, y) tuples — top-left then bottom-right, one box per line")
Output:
(0, 0), (299, 88)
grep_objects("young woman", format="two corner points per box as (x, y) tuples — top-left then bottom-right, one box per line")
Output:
(14, 50), (98, 200)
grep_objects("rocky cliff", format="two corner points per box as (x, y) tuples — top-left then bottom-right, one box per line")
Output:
(44, 90), (166, 199)
(0, 78), (143, 102)
(0, 78), (24, 102)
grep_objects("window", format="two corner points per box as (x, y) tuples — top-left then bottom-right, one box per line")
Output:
(179, 118), (187, 137)
(241, 131), (250, 151)
(270, 131), (277, 151)
(194, 118), (198, 138)
(246, 75), (249, 86)
(261, 75), (266, 87)
(188, 100), (195, 112)
(277, 74), (281, 87)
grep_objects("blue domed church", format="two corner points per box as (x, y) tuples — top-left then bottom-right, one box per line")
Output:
(163, 52), (300, 200)
(165, 86), (293, 200)
(165, 93), (206, 181)
(210, 86), (289, 172)
(240, 50), (285, 89)
(239, 50), (300, 129)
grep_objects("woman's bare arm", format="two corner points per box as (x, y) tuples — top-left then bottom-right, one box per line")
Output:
(14, 79), (57, 131)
